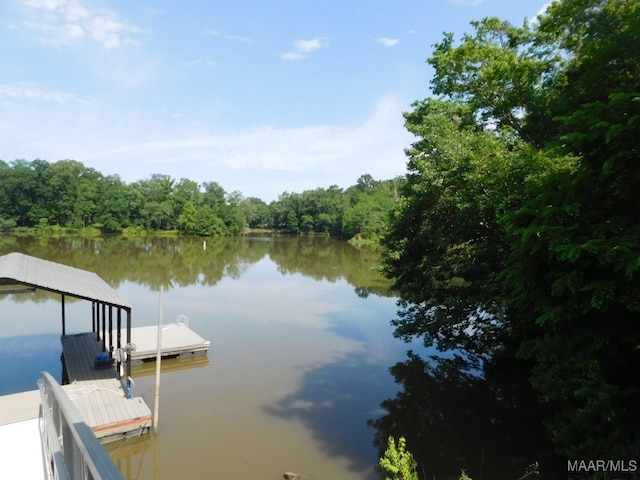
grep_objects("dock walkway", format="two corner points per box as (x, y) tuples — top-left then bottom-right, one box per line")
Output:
(60, 323), (210, 440)
(61, 332), (152, 441)
(0, 322), (210, 460)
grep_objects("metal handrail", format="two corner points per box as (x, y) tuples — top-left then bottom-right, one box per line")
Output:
(38, 372), (124, 480)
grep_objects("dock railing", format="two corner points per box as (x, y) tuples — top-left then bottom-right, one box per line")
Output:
(38, 371), (124, 480)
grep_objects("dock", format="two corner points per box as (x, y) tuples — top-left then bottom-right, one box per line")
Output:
(61, 332), (152, 442)
(59, 323), (210, 440)
(125, 323), (211, 362)
(0, 253), (211, 477)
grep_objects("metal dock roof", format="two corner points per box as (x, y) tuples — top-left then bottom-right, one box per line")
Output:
(0, 252), (131, 309)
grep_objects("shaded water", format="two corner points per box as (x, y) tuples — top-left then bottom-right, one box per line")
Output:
(0, 235), (560, 479)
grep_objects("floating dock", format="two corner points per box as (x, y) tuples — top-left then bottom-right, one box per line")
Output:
(61, 332), (152, 442)
(124, 323), (211, 363)
(59, 323), (210, 441)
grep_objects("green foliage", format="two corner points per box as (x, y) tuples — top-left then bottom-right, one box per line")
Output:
(0, 158), (400, 239)
(383, 0), (640, 461)
(379, 436), (418, 480)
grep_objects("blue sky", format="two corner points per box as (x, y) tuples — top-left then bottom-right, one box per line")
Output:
(1, 0), (549, 202)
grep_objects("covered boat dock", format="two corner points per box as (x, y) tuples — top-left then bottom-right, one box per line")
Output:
(0, 252), (151, 440)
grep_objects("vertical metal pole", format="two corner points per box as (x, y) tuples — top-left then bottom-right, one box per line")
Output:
(117, 309), (122, 349)
(153, 286), (164, 433)
(101, 303), (106, 351)
(96, 302), (101, 342)
(116, 309), (122, 379)
(61, 295), (66, 336)
(126, 309), (132, 397)
(92, 302), (96, 333)
(108, 306), (113, 358)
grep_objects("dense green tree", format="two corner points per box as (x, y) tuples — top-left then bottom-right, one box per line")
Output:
(171, 178), (201, 230)
(219, 191), (247, 235)
(384, 99), (555, 353)
(502, 0), (640, 457)
(2, 159), (51, 226)
(344, 176), (400, 241)
(383, 0), (639, 459)
(201, 181), (226, 210)
(133, 174), (175, 230)
(240, 197), (272, 229)
(47, 160), (89, 226)
(193, 205), (226, 236)
(0, 157), (400, 239)
(95, 175), (130, 233)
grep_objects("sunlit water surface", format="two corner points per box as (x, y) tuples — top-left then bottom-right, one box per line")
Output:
(0, 235), (427, 480)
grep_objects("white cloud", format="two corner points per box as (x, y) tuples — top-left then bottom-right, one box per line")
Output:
(376, 37), (399, 47)
(16, 0), (142, 49)
(279, 37), (327, 61)
(0, 82), (97, 104)
(111, 95), (407, 199)
(294, 38), (324, 53)
(0, 93), (410, 200)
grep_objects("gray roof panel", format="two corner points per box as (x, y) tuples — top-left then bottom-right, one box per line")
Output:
(0, 252), (131, 309)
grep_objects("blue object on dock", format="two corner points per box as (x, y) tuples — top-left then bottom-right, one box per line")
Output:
(94, 352), (111, 368)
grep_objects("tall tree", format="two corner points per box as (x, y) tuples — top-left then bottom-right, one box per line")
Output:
(384, 0), (640, 459)
(503, 0), (640, 457)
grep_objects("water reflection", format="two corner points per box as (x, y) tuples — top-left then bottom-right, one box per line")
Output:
(0, 235), (560, 479)
(0, 333), (61, 395)
(368, 352), (563, 480)
(264, 349), (398, 479)
(0, 234), (392, 296)
(0, 235), (404, 480)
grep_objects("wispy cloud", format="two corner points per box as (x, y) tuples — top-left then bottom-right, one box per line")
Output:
(16, 0), (143, 49)
(202, 29), (251, 43)
(376, 37), (399, 47)
(84, 95), (410, 185)
(279, 37), (327, 61)
(0, 82), (98, 104)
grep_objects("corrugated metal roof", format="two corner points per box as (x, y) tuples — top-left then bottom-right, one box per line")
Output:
(0, 252), (131, 309)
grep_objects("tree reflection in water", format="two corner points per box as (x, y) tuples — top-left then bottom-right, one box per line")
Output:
(369, 351), (564, 480)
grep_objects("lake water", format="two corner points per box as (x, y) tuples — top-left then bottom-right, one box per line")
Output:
(0, 234), (560, 480)
(0, 235), (430, 480)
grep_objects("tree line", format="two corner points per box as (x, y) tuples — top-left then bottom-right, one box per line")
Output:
(382, 0), (638, 469)
(0, 158), (402, 240)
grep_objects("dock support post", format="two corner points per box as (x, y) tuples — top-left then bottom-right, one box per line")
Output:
(108, 306), (113, 358)
(116, 309), (122, 378)
(101, 303), (106, 352)
(126, 309), (132, 398)
(96, 302), (101, 342)
(61, 294), (66, 336)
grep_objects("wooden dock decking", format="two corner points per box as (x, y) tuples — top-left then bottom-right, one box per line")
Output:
(61, 333), (152, 442)
(60, 324), (210, 441)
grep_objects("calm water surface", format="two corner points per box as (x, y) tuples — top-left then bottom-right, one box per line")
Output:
(0, 235), (426, 480)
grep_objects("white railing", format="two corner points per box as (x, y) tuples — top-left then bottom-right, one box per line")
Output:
(38, 372), (124, 480)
